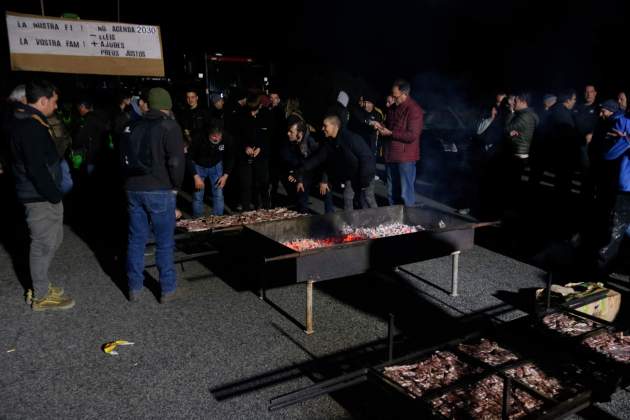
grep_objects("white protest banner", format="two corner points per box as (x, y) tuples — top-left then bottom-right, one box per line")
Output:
(6, 11), (164, 76)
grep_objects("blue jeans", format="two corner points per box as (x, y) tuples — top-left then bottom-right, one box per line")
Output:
(192, 162), (224, 216)
(386, 162), (417, 206)
(126, 190), (177, 294)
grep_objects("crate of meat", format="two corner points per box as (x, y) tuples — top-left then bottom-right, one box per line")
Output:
(371, 335), (591, 419)
(536, 310), (609, 342)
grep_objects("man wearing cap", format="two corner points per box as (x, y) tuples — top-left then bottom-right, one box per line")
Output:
(124, 87), (185, 303)
(74, 98), (109, 176)
(209, 93), (225, 128)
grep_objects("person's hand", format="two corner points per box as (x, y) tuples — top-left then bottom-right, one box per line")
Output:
(175, 208), (182, 220)
(585, 133), (593, 144)
(377, 125), (392, 136)
(319, 182), (330, 195)
(216, 174), (228, 189)
(252, 147), (261, 157)
(372, 121), (384, 131)
(194, 175), (205, 190)
(509, 130), (520, 137)
(288, 175), (297, 183)
(296, 182), (305, 193)
(245, 146), (255, 156)
(610, 129), (626, 138)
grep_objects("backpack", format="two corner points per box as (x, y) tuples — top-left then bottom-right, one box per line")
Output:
(120, 118), (160, 176)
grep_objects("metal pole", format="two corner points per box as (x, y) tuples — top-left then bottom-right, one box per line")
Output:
(305, 280), (314, 335)
(116, 0), (120, 22)
(451, 251), (460, 297)
(259, 273), (266, 301)
(40, 0), (45, 15)
(388, 313), (395, 362)
(546, 272), (553, 311)
(502, 376), (511, 420)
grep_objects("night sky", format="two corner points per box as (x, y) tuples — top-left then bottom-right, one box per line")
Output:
(1, 0), (629, 104)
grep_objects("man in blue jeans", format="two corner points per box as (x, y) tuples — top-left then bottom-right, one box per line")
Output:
(190, 126), (234, 216)
(374, 79), (424, 206)
(123, 87), (185, 303)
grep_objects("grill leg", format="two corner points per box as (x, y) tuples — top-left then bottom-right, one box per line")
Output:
(259, 276), (266, 300)
(305, 280), (314, 335)
(451, 251), (460, 297)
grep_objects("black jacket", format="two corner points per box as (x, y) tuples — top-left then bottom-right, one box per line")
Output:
(179, 106), (212, 139)
(189, 132), (235, 175)
(9, 105), (63, 204)
(348, 105), (383, 151)
(73, 111), (110, 165)
(545, 104), (581, 157)
(301, 128), (375, 188)
(574, 102), (598, 137)
(235, 110), (270, 162)
(124, 110), (186, 191)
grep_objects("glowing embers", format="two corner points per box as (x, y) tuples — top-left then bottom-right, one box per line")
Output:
(282, 223), (424, 251)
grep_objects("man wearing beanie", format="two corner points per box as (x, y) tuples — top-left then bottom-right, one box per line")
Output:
(122, 87), (185, 303)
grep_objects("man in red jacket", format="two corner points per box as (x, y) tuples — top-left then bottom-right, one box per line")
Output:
(374, 79), (424, 206)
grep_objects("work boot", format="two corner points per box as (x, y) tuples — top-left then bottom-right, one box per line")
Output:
(26, 284), (65, 305)
(128, 289), (142, 302)
(160, 290), (177, 304)
(31, 292), (75, 311)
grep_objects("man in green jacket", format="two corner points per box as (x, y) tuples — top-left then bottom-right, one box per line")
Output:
(504, 92), (539, 207)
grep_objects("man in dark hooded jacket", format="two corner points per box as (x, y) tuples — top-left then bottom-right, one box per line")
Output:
(299, 114), (376, 210)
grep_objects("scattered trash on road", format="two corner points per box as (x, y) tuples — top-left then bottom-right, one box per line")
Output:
(102, 340), (134, 356)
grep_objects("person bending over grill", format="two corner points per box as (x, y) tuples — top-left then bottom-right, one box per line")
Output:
(282, 117), (333, 213)
(189, 125), (234, 216)
(298, 114), (377, 211)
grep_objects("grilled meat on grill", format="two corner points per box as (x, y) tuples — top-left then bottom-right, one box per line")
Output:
(583, 331), (630, 364)
(542, 313), (596, 337)
(505, 363), (580, 399)
(458, 339), (519, 366)
(383, 351), (482, 399)
(430, 374), (544, 419)
(176, 208), (304, 232)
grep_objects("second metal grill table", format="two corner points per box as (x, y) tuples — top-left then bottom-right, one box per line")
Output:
(243, 205), (479, 334)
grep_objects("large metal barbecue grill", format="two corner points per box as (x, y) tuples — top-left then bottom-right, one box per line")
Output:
(244, 205), (478, 334)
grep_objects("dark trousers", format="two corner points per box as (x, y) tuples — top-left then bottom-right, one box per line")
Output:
(598, 193), (630, 272)
(238, 159), (270, 210)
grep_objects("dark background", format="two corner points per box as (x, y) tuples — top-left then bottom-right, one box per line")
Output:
(1, 0), (629, 113)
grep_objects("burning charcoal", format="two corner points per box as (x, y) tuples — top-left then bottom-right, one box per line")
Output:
(430, 374), (544, 419)
(505, 363), (580, 399)
(283, 223), (424, 251)
(383, 351), (482, 399)
(583, 331), (630, 364)
(542, 313), (596, 337)
(458, 339), (519, 366)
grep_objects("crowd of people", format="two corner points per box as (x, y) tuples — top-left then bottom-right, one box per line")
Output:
(2, 76), (630, 311)
(0, 78), (423, 310)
